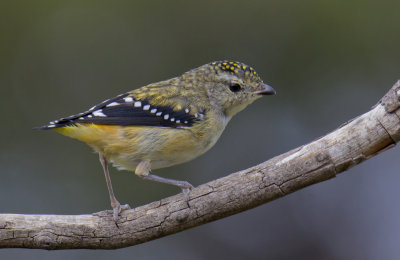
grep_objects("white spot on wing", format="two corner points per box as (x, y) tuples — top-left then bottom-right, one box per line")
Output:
(87, 115), (93, 118)
(176, 120), (181, 123)
(170, 118), (175, 122)
(185, 108), (189, 113)
(134, 101), (142, 107)
(48, 124), (55, 128)
(124, 97), (133, 102)
(194, 113), (198, 118)
(150, 108), (157, 113)
(164, 114), (169, 120)
(93, 110), (106, 117)
(156, 112), (162, 116)
(143, 104), (150, 110)
(106, 102), (119, 107)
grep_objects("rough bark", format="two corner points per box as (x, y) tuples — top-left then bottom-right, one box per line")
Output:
(1, 81), (400, 250)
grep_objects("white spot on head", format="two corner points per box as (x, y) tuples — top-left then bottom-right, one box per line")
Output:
(134, 101), (142, 107)
(156, 112), (162, 116)
(106, 102), (119, 107)
(124, 97), (134, 102)
(185, 108), (189, 113)
(164, 114), (169, 120)
(170, 118), (175, 122)
(93, 110), (106, 117)
(143, 104), (150, 110)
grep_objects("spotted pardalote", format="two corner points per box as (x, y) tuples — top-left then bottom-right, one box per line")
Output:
(36, 61), (276, 221)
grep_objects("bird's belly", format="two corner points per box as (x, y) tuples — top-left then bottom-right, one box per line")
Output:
(102, 126), (210, 171)
(57, 121), (226, 172)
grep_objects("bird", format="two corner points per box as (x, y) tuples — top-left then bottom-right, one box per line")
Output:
(36, 61), (276, 221)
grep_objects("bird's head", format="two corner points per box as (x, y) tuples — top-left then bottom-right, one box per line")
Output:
(187, 61), (275, 118)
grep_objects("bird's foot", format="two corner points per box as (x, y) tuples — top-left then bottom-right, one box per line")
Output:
(179, 181), (194, 201)
(112, 202), (131, 222)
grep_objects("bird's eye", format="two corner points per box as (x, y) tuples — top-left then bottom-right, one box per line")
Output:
(229, 83), (242, 93)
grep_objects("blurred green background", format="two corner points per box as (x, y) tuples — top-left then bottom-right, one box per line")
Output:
(1, 0), (400, 259)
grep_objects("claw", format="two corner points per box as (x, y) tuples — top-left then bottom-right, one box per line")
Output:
(180, 181), (194, 200)
(112, 204), (121, 222)
(182, 188), (191, 200)
(121, 204), (131, 210)
(112, 202), (131, 222)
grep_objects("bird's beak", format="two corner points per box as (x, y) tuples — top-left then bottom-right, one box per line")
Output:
(253, 83), (276, 95)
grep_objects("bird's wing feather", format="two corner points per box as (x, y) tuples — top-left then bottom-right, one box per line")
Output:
(37, 93), (198, 129)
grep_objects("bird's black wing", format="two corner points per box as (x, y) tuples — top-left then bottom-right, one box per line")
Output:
(36, 93), (201, 130)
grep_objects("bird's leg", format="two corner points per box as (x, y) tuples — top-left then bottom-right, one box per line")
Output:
(99, 153), (130, 221)
(135, 160), (194, 199)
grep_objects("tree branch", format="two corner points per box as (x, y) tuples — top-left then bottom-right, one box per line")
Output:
(1, 81), (400, 250)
